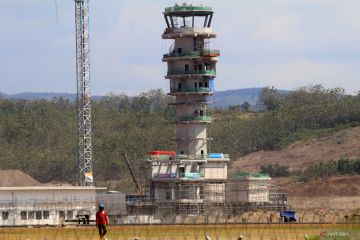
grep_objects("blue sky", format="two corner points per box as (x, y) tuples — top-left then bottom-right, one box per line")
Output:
(0, 0), (360, 95)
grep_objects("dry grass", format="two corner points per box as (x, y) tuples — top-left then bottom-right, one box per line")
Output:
(231, 126), (360, 173)
(0, 224), (358, 240)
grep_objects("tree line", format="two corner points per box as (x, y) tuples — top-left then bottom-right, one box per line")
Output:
(260, 158), (360, 181)
(1, 85), (360, 188)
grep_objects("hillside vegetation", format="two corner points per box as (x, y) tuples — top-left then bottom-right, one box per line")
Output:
(0, 87), (268, 109)
(1, 85), (360, 188)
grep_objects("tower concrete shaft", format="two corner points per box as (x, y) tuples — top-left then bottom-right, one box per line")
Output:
(145, 4), (228, 209)
(75, 0), (93, 186)
(163, 4), (219, 159)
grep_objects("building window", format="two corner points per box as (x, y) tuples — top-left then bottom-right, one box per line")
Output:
(20, 211), (27, 220)
(166, 192), (171, 200)
(59, 211), (65, 219)
(201, 150), (204, 155)
(43, 211), (50, 219)
(193, 37), (197, 51)
(191, 164), (198, 172)
(28, 211), (35, 219)
(179, 166), (185, 177)
(67, 211), (73, 220)
(35, 211), (42, 220)
(177, 48), (182, 54)
(2, 211), (9, 220)
(185, 64), (189, 72)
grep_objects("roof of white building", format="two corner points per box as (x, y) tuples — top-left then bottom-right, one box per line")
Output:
(0, 186), (106, 191)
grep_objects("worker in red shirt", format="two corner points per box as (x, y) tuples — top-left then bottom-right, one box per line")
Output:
(96, 203), (108, 240)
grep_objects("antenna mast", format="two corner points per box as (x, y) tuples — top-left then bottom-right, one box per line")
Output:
(75, 0), (93, 186)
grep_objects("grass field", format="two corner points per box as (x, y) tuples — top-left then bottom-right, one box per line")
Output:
(0, 224), (359, 240)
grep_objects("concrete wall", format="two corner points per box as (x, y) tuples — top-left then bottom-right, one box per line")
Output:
(151, 161), (228, 180)
(176, 95), (207, 103)
(168, 62), (215, 74)
(202, 161), (227, 179)
(176, 124), (207, 139)
(174, 37), (205, 53)
(96, 192), (126, 216)
(151, 162), (206, 179)
(203, 183), (225, 203)
(170, 78), (212, 92)
(176, 104), (208, 119)
(226, 178), (271, 203)
(176, 124), (207, 156)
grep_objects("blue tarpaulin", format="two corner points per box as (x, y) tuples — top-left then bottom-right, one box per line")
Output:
(209, 78), (214, 91)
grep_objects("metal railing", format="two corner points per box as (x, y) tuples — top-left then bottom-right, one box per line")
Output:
(171, 87), (212, 93)
(154, 172), (205, 179)
(167, 69), (216, 76)
(163, 50), (220, 58)
(165, 6), (212, 12)
(178, 172), (205, 178)
(154, 172), (205, 178)
(163, 27), (215, 38)
(201, 49), (220, 56)
(148, 153), (230, 162)
(179, 115), (212, 122)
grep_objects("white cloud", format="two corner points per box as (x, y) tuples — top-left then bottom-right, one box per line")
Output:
(252, 15), (301, 43)
(1, 0), (360, 94)
(217, 60), (360, 94)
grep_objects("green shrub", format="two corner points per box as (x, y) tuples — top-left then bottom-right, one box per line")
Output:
(260, 163), (290, 177)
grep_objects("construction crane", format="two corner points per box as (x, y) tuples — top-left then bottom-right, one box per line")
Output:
(124, 154), (142, 194)
(75, 0), (93, 186)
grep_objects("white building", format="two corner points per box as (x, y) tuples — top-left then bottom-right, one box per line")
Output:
(226, 173), (271, 203)
(0, 186), (102, 226)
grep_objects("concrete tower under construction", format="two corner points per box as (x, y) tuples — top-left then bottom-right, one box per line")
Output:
(146, 3), (230, 215)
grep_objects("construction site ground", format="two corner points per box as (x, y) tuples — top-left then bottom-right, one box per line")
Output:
(232, 126), (360, 173)
(231, 126), (360, 212)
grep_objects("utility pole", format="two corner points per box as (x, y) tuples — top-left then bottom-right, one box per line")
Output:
(75, 0), (93, 186)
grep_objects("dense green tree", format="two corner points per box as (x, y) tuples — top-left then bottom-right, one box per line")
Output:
(241, 101), (250, 112)
(258, 86), (282, 111)
(1, 85), (360, 188)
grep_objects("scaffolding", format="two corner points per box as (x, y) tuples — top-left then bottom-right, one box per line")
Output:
(118, 4), (290, 224)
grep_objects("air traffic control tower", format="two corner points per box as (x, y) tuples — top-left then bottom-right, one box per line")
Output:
(147, 3), (229, 215)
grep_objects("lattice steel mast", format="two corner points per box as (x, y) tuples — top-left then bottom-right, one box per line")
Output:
(75, 0), (93, 186)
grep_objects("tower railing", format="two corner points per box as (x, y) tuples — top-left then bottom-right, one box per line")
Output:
(167, 69), (216, 76)
(163, 27), (215, 38)
(170, 87), (212, 93)
(165, 5), (213, 12)
(163, 49), (220, 58)
(178, 115), (213, 122)
(153, 172), (205, 179)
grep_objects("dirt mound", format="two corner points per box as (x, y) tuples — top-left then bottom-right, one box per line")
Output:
(0, 169), (43, 187)
(231, 126), (360, 173)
